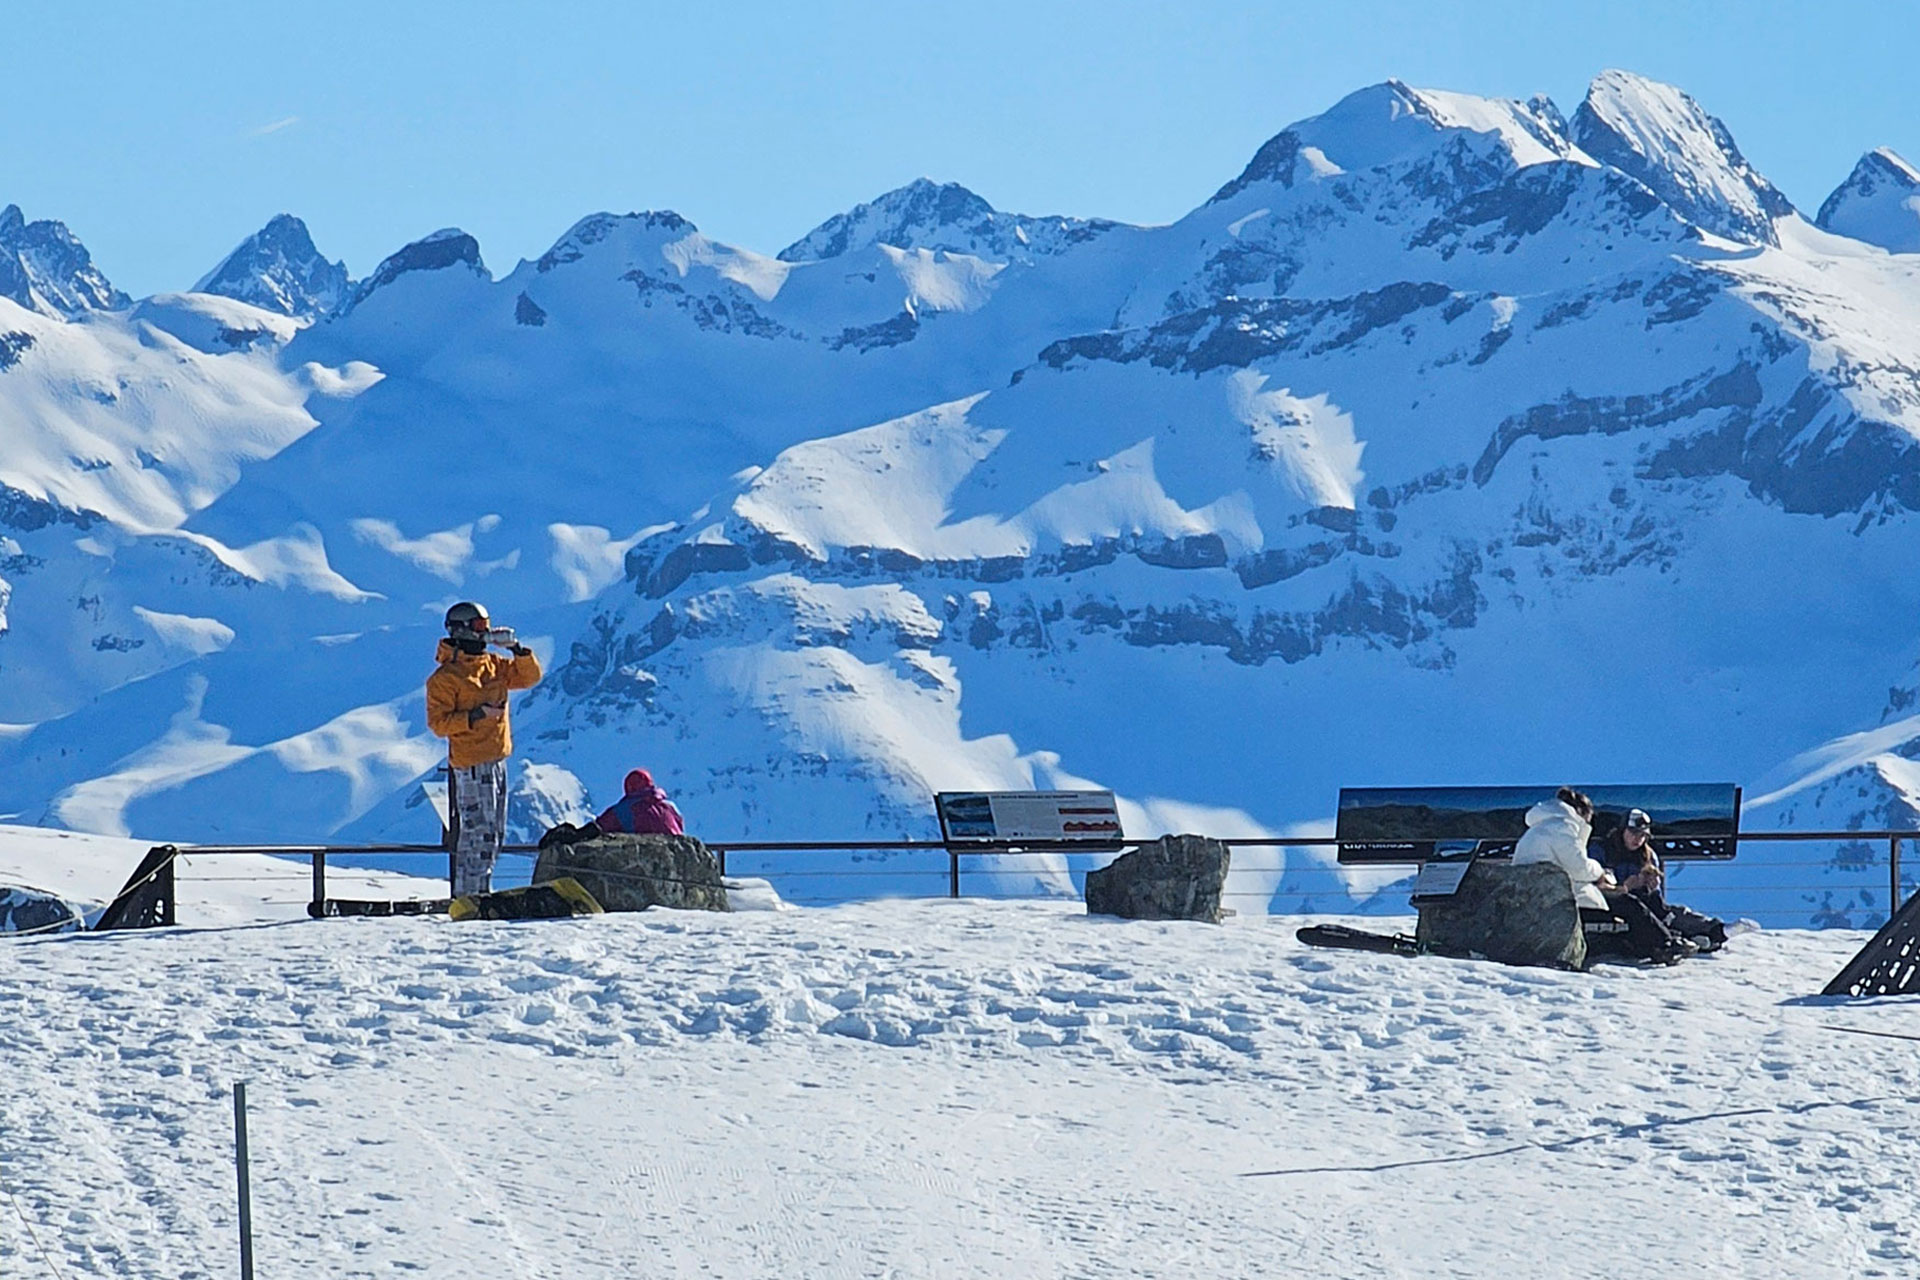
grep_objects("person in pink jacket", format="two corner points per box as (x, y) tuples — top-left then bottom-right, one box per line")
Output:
(595, 769), (686, 837)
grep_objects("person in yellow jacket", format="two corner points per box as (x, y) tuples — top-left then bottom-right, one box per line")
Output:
(426, 601), (542, 896)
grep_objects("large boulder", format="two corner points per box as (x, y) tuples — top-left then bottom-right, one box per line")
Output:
(0, 885), (85, 936)
(531, 833), (730, 913)
(1085, 835), (1230, 923)
(1415, 859), (1586, 970)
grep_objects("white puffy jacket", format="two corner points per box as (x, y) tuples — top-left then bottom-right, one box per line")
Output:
(1511, 798), (1607, 910)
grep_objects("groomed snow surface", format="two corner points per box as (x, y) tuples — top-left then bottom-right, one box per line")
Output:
(3, 833), (1917, 1278)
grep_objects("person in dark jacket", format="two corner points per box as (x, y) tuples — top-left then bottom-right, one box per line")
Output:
(1595, 808), (1729, 950)
(1520, 788), (1688, 963)
(595, 769), (686, 837)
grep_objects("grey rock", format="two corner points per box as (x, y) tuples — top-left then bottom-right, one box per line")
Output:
(1085, 835), (1230, 923)
(0, 885), (84, 936)
(532, 833), (729, 913)
(1415, 859), (1586, 969)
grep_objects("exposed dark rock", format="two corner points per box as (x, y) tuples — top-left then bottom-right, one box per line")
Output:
(829, 311), (919, 352)
(0, 330), (35, 370)
(1467, 327), (1512, 366)
(1085, 835), (1230, 923)
(1038, 282), (1454, 376)
(532, 833), (730, 913)
(1134, 534), (1227, 570)
(515, 292), (548, 326)
(1473, 362), (1763, 485)
(1415, 859), (1586, 969)
(1210, 130), (1302, 203)
(1235, 540), (1345, 589)
(0, 485), (95, 534)
(1412, 163), (1668, 259)
(646, 540), (752, 598)
(624, 270), (790, 339)
(339, 230), (488, 315)
(1642, 271), (1721, 326)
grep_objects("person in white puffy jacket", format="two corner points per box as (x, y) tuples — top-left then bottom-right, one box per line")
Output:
(1513, 787), (1689, 962)
(1513, 789), (1608, 910)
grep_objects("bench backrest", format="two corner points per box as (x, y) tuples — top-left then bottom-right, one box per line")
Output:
(1335, 783), (1741, 865)
(935, 791), (1124, 850)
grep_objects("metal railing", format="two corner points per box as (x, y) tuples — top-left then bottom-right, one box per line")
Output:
(61, 828), (1915, 934)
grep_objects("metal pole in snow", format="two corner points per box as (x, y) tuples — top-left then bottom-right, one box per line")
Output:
(1893, 836), (1904, 914)
(234, 1082), (255, 1280)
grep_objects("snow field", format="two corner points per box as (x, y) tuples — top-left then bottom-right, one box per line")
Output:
(1, 899), (1915, 1278)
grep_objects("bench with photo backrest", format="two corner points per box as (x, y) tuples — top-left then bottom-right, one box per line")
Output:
(1330, 783), (1741, 966)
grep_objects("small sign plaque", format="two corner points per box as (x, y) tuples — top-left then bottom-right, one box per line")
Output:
(1410, 858), (1474, 900)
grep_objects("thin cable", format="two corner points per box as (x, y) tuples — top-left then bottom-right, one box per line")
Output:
(1, 1174), (69, 1280)
(1821, 1024), (1920, 1044)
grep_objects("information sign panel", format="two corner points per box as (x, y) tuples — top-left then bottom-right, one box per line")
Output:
(935, 791), (1124, 848)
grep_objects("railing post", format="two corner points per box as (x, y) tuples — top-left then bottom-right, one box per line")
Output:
(949, 846), (960, 899)
(311, 851), (326, 916)
(234, 1081), (255, 1280)
(717, 847), (727, 877)
(1893, 836), (1903, 911)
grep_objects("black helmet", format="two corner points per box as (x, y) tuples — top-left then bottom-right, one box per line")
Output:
(444, 601), (489, 636)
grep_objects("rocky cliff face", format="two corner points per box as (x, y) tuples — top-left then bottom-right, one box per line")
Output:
(2, 70), (1918, 925)
(194, 214), (350, 317)
(0, 204), (127, 316)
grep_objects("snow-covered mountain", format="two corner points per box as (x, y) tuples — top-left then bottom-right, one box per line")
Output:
(194, 213), (350, 317)
(1817, 148), (1920, 254)
(779, 178), (1120, 264)
(0, 204), (127, 316)
(1570, 70), (1796, 246)
(3, 68), (1919, 926)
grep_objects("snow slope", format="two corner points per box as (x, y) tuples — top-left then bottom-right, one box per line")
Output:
(0, 886), (1913, 1278)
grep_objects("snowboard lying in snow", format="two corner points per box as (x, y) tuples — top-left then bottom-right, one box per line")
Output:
(448, 877), (603, 922)
(1295, 924), (1424, 956)
(310, 896), (451, 919)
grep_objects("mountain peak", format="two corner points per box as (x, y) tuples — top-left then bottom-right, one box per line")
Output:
(1212, 81), (1582, 205)
(778, 179), (1115, 264)
(534, 210), (696, 273)
(1571, 69), (1793, 245)
(0, 203), (128, 317)
(336, 228), (489, 316)
(1816, 148), (1920, 253)
(193, 213), (349, 317)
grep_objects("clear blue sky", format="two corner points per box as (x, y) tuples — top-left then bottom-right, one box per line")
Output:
(6, 1), (1916, 297)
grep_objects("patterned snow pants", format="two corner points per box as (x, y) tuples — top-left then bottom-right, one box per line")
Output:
(450, 759), (508, 898)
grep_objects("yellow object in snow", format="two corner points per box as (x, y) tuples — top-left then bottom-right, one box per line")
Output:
(448, 877), (603, 922)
